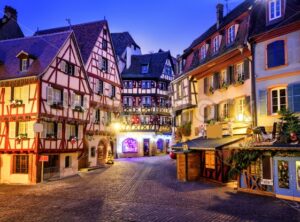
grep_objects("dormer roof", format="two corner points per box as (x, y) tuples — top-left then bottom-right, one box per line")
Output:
(0, 31), (72, 80)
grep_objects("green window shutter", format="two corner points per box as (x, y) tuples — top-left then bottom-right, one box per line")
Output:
(214, 104), (219, 121)
(228, 66), (235, 85)
(204, 77), (208, 95)
(258, 90), (267, 115)
(243, 59), (250, 80)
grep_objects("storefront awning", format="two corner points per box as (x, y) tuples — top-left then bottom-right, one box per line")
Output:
(172, 136), (245, 151)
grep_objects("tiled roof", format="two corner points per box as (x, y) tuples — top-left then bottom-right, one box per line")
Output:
(249, 0), (300, 39)
(122, 51), (172, 79)
(0, 31), (71, 80)
(184, 0), (254, 54)
(35, 20), (107, 64)
(0, 12), (24, 40)
(111, 32), (140, 58)
(172, 135), (245, 150)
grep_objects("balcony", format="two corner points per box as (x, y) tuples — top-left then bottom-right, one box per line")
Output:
(121, 123), (172, 133)
(123, 106), (172, 115)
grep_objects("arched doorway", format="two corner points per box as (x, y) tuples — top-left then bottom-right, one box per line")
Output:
(97, 140), (107, 165)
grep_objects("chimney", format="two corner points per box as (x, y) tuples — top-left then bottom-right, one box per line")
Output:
(216, 4), (224, 29)
(4, 6), (17, 20)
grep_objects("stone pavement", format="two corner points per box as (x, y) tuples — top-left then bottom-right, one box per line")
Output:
(0, 156), (299, 222)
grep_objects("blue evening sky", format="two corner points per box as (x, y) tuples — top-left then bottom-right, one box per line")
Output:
(1, 0), (243, 56)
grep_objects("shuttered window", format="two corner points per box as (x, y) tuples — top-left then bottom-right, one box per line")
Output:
(271, 87), (287, 114)
(267, 40), (285, 68)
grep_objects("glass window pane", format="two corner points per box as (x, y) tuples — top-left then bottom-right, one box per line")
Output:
(278, 160), (289, 189)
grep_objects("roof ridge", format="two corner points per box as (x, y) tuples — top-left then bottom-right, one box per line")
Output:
(37, 20), (106, 33)
(0, 30), (72, 43)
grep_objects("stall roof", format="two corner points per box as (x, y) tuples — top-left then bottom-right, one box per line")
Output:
(172, 136), (245, 151)
(231, 144), (300, 151)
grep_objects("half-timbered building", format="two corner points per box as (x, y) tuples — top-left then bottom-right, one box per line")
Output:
(36, 21), (122, 167)
(172, 0), (254, 183)
(237, 0), (300, 202)
(111, 32), (141, 73)
(115, 50), (175, 157)
(0, 31), (91, 184)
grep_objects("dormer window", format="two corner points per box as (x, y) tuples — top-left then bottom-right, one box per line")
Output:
(200, 44), (207, 60)
(227, 25), (236, 45)
(21, 59), (28, 72)
(212, 35), (221, 54)
(269, 0), (282, 21)
(16, 51), (33, 72)
(141, 64), (149, 74)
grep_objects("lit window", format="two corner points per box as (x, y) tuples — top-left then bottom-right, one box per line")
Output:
(69, 124), (77, 137)
(221, 69), (227, 85)
(142, 96), (151, 106)
(53, 88), (62, 105)
(74, 94), (82, 107)
(237, 98), (245, 120)
(141, 64), (149, 74)
(236, 63), (244, 81)
(21, 59), (28, 72)
(227, 25), (236, 44)
(271, 88), (287, 114)
(142, 81), (151, 89)
(17, 122), (28, 137)
(267, 40), (285, 68)
(13, 87), (22, 101)
(269, 0), (282, 21)
(13, 155), (28, 174)
(205, 151), (215, 169)
(212, 36), (220, 54)
(200, 45), (207, 60)
(124, 81), (133, 89)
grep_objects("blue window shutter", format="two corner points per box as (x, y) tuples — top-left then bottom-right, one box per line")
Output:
(288, 84), (294, 112)
(267, 40), (285, 68)
(258, 90), (267, 115)
(290, 83), (300, 112)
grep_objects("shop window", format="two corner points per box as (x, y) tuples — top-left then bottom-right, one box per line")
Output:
(205, 151), (215, 169)
(122, 138), (138, 153)
(296, 161), (300, 191)
(271, 87), (287, 114)
(278, 160), (289, 189)
(13, 155), (29, 174)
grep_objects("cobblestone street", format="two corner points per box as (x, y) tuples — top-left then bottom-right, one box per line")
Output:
(0, 155), (299, 222)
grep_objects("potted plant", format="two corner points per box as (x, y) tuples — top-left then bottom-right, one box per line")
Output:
(221, 81), (229, 90)
(278, 109), (300, 144)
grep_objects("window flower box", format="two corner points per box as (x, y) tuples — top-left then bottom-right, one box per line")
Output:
(10, 99), (23, 107)
(46, 134), (56, 139)
(51, 102), (63, 109)
(220, 81), (229, 91)
(69, 136), (77, 144)
(234, 76), (245, 86)
(208, 86), (214, 95)
(73, 105), (85, 112)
